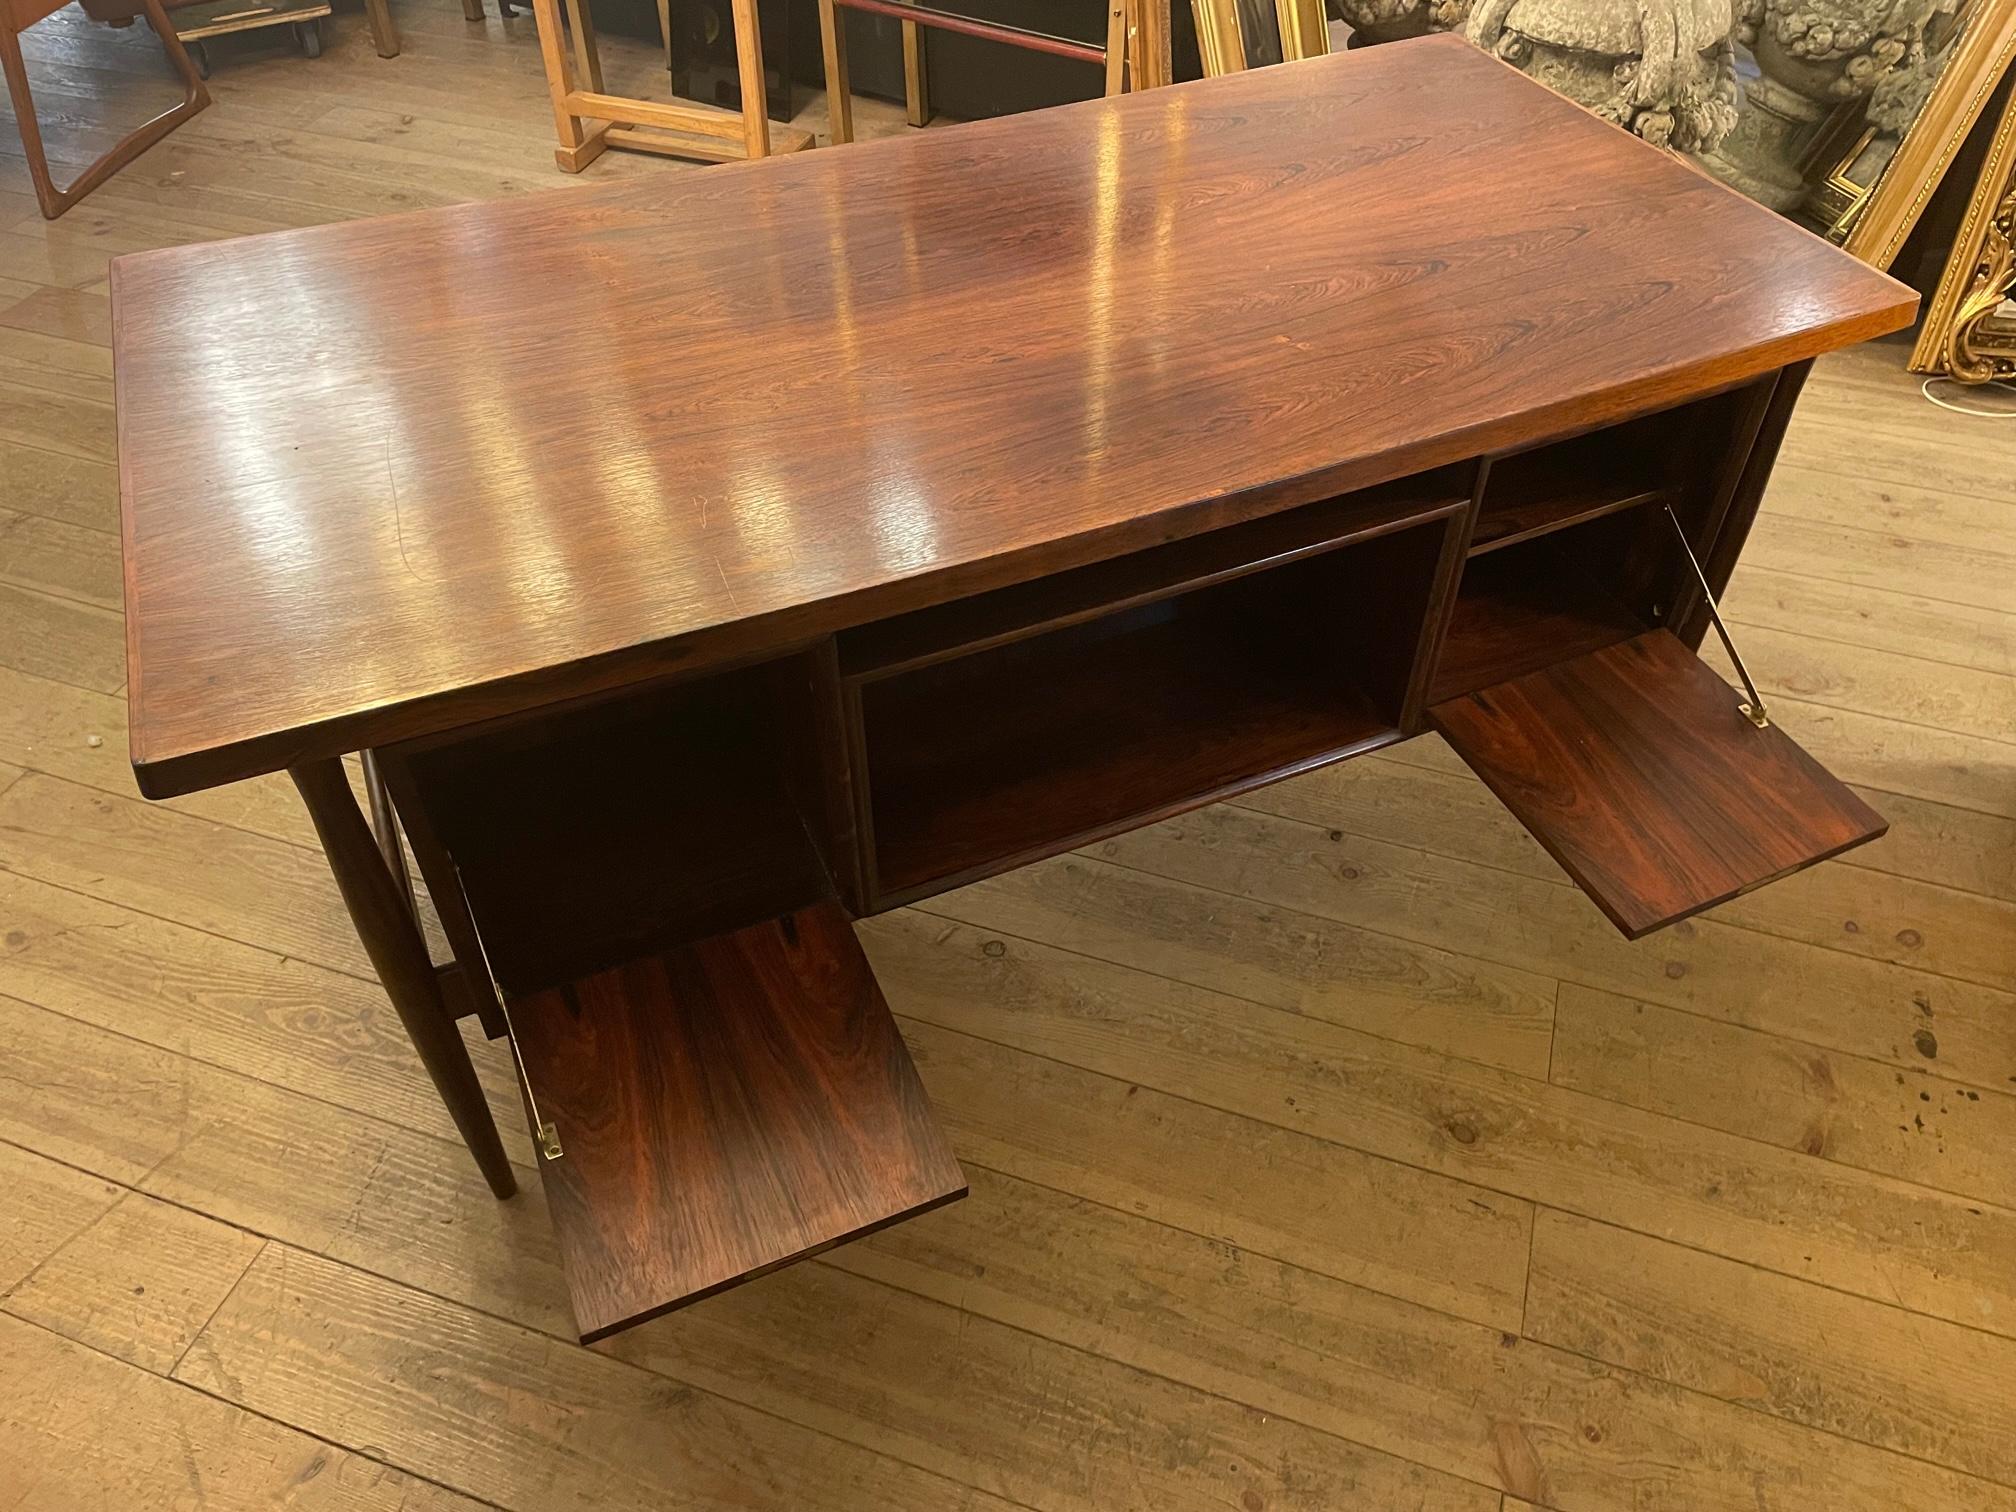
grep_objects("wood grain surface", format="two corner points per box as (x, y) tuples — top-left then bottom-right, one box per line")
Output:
(511, 901), (967, 1340)
(1429, 629), (1888, 937)
(112, 34), (1913, 797)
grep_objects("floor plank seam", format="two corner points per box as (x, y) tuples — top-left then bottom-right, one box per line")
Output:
(1722, 611), (2016, 678)
(905, 885), (1555, 1086)
(882, 1003), (2016, 1328)
(0, 850), (401, 993)
(1766, 463), (2016, 519)
(0, 993), (534, 1174)
(1039, 842), (2016, 1057)
(1506, 1255), (2016, 1497)
(164, 1237), (268, 1380)
(1008, 846), (2016, 1080)
(0, 1308), (518, 1512)
(0, 1184), (126, 1307)
(18, 1099), (2016, 1505)
(0, 1134), (1060, 1512)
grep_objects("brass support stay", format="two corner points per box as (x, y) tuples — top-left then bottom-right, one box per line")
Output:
(1663, 504), (1769, 729)
(455, 864), (564, 1161)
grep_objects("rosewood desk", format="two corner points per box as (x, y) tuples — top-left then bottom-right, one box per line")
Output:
(112, 35), (1917, 1344)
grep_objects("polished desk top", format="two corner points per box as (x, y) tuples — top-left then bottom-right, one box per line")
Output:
(112, 34), (1914, 797)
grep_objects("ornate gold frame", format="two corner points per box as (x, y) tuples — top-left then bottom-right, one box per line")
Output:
(1911, 79), (2016, 379)
(1192, 0), (1327, 74)
(1842, 0), (2016, 269)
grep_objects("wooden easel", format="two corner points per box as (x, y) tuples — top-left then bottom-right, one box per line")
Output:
(531, 0), (812, 172)
(817, 0), (1169, 144)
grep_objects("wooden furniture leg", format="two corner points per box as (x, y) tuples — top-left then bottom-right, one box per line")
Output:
(562, 0), (602, 91)
(901, 9), (927, 125)
(531, 0), (608, 170)
(359, 750), (416, 917)
(728, 0), (768, 157)
(461, 0), (484, 21)
(362, 0), (397, 55)
(817, 0), (850, 142)
(1104, 0), (1125, 93)
(1, 0), (208, 221)
(655, 0), (669, 65)
(291, 758), (517, 1200)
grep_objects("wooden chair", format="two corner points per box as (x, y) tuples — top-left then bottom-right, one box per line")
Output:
(816, 0), (1169, 144)
(2, 0), (208, 218)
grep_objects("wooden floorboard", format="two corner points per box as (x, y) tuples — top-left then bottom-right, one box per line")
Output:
(3, 8), (2014, 1506)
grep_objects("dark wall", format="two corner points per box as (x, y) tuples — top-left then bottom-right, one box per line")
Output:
(595, 0), (1205, 123)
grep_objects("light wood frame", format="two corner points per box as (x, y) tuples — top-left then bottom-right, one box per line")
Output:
(1, 0), (209, 219)
(1910, 73), (2016, 379)
(1192, 0), (1325, 75)
(532, 0), (812, 172)
(820, 0), (1167, 146)
(1841, 0), (2016, 269)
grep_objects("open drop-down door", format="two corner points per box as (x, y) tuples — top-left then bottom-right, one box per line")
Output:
(1429, 629), (1886, 938)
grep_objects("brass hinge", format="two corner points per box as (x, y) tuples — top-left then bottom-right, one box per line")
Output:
(1663, 504), (1769, 729)
(453, 865), (562, 1161)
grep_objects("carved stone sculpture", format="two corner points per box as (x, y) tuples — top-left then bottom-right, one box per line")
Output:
(1699, 0), (1936, 207)
(1464, 0), (1740, 150)
(1335, 0), (1471, 45)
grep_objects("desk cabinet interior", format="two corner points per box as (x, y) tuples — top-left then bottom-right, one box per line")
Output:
(844, 476), (1470, 906)
(375, 366), (1884, 1342)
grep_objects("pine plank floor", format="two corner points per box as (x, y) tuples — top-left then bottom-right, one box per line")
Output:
(3, 7), (2014, 1508)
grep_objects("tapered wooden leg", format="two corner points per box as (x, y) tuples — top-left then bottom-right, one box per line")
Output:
(901, 13), (927, 125)
(359, 750), (416, 918)
(1104, 0), (1125, 94)
(563, 0), (604, 91)
(291, 759), (516, 1199)
(817, 0), (850, 143)
(363, 0), (400, 55)
(531, 0), (608, 170)
(728, 0), (770, 158)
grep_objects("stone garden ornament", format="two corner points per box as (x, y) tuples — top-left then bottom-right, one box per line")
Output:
(1464, 0), (1741, 150)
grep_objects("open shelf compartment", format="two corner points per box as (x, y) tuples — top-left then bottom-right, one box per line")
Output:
(1427, 534), (1650, 704)
(1469, 386), (1760, 557)
(401, 660), (837, 996)
(855, 516), (1457, 904)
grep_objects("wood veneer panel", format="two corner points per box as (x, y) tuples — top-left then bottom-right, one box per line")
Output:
(1429, 630), (1887, 938)
(114, 36), (1915, 798)
(512, 900), (966, 1342)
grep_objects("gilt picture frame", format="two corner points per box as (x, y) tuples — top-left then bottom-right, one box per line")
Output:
(1910, 76), (2016, 378)
(1841, 0), (2016, 269)
(1192, 0), (1326, 74)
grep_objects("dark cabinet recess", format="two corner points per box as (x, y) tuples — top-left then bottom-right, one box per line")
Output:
(404, 665), (835, 995)
(848, 495), (1464, 905)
